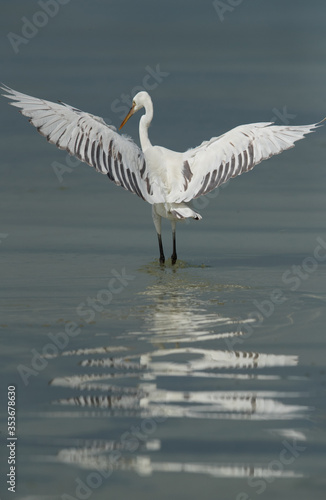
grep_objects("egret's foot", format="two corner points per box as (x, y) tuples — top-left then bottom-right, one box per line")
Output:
(171, 254), (177, 265)
(159, 255), (165, 265)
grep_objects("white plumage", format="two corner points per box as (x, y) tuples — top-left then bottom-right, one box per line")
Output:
(1, 84), (322, 264)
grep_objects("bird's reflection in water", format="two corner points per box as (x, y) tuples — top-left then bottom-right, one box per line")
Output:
(129, 260), (252, 343)
(51, 446), (304, 480)
(47, 265), (309, 480)
(50, 345), (305, 420)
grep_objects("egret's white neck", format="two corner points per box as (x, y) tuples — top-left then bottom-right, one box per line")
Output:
(139, 100), (153, 152)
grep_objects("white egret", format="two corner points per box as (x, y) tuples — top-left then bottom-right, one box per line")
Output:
(1, 84), (323, 264)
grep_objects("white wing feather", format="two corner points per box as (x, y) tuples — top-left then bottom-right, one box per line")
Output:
(1, 84), (163, 203)
(167, 121), (321, 203)
(2, 85), (322, 209)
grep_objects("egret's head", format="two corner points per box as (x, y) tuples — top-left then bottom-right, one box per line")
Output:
(119, 91), (150, 130)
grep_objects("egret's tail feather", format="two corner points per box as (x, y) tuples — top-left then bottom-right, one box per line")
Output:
(170, 206), (202, 220)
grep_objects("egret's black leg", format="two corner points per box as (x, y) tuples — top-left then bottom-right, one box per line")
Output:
(152, 207), (165, 265)
(171, 220), (177, 265)
(157, 233), (165, 265)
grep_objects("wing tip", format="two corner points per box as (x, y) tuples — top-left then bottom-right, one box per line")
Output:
(0, 83), (15, 99)
(316, 116), (326, 127)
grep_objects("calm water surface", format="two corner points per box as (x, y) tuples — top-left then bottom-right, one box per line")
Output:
(1, 1), (326, 499)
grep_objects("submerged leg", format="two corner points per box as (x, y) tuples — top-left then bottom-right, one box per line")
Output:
(152, 207), (165, 264)
(157, 233), (165, 265)
(171, 220), (177, 265)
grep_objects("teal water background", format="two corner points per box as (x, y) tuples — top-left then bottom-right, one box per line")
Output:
(1, 1), (326, 499)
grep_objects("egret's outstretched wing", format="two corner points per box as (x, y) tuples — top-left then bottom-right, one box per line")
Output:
(168, 121), (321, 203)
(1, 85), (162, 203)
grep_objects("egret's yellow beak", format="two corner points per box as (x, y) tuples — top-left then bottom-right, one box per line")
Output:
(119, 103), (136, 130)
